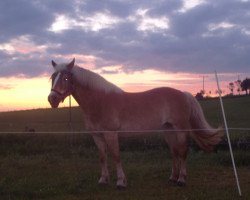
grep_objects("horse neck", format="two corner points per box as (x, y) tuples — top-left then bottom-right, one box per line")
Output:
(71, 80), (122, 113)
(71, 66), (124, 110)
(71, 82), (95, 110)
(72, 66), (123, 94)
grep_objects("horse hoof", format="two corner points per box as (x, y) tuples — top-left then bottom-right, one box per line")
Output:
(98, 177), (109, 186)
(177, 181), (186, 187)
(116, 185), (127, 190)
(116, 179), (127, 190)
(98, 182), (109, 187)
(168, 179), (177, 186)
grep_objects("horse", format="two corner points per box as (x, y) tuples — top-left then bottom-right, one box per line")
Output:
(48, 58), (224, 188)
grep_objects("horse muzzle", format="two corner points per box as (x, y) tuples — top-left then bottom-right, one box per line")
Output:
(48, 91), (62, 108)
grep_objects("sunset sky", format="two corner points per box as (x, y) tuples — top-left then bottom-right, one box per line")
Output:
(1, 0), (250, 111)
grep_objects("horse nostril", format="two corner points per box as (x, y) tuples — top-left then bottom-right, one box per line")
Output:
(48, 93), (61, 108)
(52, 95), (57, 101)
(48, 93), (58, 103)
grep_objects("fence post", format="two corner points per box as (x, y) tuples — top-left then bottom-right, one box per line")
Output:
(69, 95), (72, 132)
(215, 71), (242, 196)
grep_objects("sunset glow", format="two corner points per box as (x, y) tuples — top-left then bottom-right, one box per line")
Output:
(0, 66), (238, 112)
(0, 77), (50, 111)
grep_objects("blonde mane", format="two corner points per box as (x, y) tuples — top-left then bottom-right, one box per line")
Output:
(72, 66), (124, 94)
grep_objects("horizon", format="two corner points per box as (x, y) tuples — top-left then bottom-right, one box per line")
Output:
(0, 68), (247, 112)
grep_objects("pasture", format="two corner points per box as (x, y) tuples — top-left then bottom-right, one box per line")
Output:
(0, 96), (250, 199)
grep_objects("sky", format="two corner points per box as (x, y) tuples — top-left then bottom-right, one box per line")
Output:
(0, 0), (250, 111)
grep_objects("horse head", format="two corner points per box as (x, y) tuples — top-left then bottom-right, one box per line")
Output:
(48, 58), (75, 108)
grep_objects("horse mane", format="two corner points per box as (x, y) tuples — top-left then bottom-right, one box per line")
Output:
(72, 66), (124, 94)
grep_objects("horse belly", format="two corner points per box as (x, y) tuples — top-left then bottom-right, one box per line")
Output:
(118, 113), (167, 137)
(118, 123), (167, 138)
(117, 100), (179, 137)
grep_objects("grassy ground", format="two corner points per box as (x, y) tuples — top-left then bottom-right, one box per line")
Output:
(0, 107), (84, 132)
(200, 96), (250, 129)
(0, 133), (249, 200)
(0, 96), (250, 199)
(199, 96), (250, 144)
(0, 95), (250, 133)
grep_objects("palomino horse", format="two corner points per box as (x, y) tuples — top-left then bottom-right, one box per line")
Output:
(48, 59), (223, 188)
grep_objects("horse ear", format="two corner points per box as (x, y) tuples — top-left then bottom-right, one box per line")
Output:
(52, 60), (57, 68)
(67, 58), (75, 70)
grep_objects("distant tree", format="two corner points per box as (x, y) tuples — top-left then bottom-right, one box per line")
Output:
(206, 91), (212, 98)
(234, 79), (242, 95)
(240, 78), (250, 95)
(228, 82), (235, 95)
(195, 91), (204, 100)
(215, 89), (223, 96)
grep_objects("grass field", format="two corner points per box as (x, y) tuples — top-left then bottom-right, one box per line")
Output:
(1, 95), (250, 133)
(0, 96), (250, 199)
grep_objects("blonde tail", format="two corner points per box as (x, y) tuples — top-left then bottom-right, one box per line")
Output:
(185, 92), (224, 152)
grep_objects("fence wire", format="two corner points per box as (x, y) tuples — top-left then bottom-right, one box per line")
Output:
(0, 127), (250, 134)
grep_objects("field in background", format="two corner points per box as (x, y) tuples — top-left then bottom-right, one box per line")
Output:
(1, 95), (250, 130)
(0, 107), (84, 132)
(1, 95), (250, 141)
(0, 96), (250, 199)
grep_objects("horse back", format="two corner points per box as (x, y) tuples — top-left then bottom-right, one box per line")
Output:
(82, 87), (190, 132)
(117, 87), (190, 131)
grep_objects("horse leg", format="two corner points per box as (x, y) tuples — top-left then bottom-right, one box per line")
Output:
(92, 134), (110, 185)
(164, 133), (179, 183)
(103, 132), (127, 189)
(176, 132), (188, 186)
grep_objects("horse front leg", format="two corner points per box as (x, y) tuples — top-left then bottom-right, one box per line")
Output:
(104, 132), (127, 189)
(92, 134), (110, 185)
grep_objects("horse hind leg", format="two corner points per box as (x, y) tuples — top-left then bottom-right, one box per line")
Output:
(164, 133), (179, 184)
(164, 131), (188, 186)
(92, 134), (110, 185)
(104, 132), (127, 189)
(175, 132), (188, 186)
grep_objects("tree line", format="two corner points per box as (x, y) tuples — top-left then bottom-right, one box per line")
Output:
(228, 78), (250, 95)
(195, 77), (250, 99)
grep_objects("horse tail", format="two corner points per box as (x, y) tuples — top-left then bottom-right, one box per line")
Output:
(184, 92), (224, 152)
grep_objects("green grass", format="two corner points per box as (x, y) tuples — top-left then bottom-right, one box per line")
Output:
(0, 107), (85, 132)
(199, 96), (250, 141)
(200, 96), (250, 129)
(0, 96), (250, 199)
(0, 133), (249, 200)
(1, 95), (250, 133)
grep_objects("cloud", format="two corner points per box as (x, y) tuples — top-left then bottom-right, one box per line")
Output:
(0, 0), (250, 78)
(0, 0), (53, 42)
